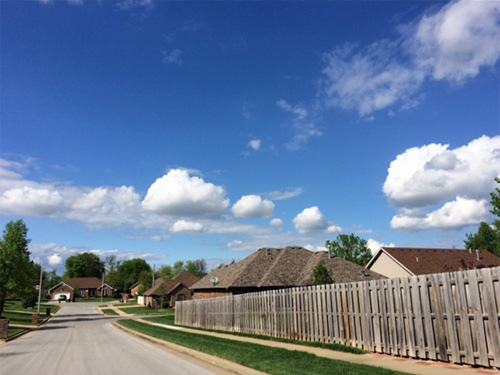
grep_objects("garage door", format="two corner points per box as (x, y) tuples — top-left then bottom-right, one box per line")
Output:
(53, 293), (70, 300)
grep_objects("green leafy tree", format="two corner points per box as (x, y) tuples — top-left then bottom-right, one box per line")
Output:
(65, 252), (105, 279)
(118, 259), (152, 291)
(137, 269), (154, 294)
(160, 265), (173, 280)
(172, 261), (185, 276)
(312, 261), (334, 285)
(326, 233), (372, 266)
(465, 178), (500, 257)
(185, 259), (207, 278)
(105, 270), (123, 292)
(0, 220), (36, 317)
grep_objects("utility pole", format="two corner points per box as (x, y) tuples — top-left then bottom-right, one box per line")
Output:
(152, 264), (155, 287)
(36, 259), (44, 314)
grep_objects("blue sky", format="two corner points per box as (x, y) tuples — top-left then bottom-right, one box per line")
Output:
(1, 0), (499, 274)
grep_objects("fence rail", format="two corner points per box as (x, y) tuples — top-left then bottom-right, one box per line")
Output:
(176, 266), (500, 368)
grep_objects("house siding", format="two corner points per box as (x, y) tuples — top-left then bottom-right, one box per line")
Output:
(368, 252), (413, 278)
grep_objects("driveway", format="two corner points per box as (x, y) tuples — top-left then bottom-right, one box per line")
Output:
(0, 302), (219, 375)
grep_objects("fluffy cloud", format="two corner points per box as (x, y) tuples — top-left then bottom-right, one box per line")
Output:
(391, 197), (490, 231)
(384, 136), (500, 208)
(270, 218), (283, 227)
(248, 139), (261, 151)
(326, 225), (342, 234)
(384, 135), (500, 231)
(231, 195), (274, 219)
(47, 253), (62, 266)
(0, 186), (64, 216)
(413, 0), (500, 82)
(170, 220), (204, 233)
(321, 0), (500, 116)
(293, 206), (329, 234)
(143, 169), (229, 217)
(366, 239), (396, 255)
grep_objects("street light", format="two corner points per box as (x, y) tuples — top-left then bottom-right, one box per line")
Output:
(36, 258), (45, 314)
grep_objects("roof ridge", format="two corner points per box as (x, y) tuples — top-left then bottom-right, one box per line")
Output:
(225, 249), (263, 288)
(259, 248), (289, 287)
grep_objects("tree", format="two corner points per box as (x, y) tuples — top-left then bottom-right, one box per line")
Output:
(172, 261), (185, 275)
(465, 178), (500, 257)
(136, 269), (154, 294)
(159, 265), (173, 280)
(185, 259), (207, 278)
(312, 261), (334, 285)
(65, 252), (105, 279)
(326, 233), (372, 266)
(118, 259), (151, 291)
(0, 220), (36, 317)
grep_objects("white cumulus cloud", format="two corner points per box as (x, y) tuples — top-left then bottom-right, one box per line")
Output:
(293, 206), (329, 234)
(366, 239), (396, 255)
(47, 253), (62, 266)
(270, 218), (284, 227)
(170, 220), (204, 233)
(143, 169), (229, 217)
(231, 195), (274, 219)
(384, 135), (500, 231)
(391, 197), (490, 231)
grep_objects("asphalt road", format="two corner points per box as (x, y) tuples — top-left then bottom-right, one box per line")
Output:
(0, 303), (219, 375)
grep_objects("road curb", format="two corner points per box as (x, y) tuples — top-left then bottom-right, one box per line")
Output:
(113, 321), (268, 375)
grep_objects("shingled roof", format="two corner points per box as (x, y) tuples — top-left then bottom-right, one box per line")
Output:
(367, 247), (500, 275)
(144, 271), (200, 296)
(192, 246), (384, 291)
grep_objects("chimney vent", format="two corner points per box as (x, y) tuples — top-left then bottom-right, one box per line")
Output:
(476, 249), (480, 261)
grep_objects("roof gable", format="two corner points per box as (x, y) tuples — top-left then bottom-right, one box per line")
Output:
(144, 271), (200, 296)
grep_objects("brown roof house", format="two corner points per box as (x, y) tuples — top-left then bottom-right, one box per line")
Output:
(49, 277), (115, 301)
(191, 246), (384, 300)
(366, 247), (500, 278)
(143, 271), (199, 308)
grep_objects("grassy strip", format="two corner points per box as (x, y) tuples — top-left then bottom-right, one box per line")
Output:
(4, 300), (60, 315)
(101, 309), (119, 316)
(7, 328), (28, 338)
(118, 320), (407, 375)
(144, 315), (365, 355)
(116, 306), (174, 315)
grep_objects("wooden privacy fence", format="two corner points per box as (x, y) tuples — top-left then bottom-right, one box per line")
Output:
(176, 266), (500, 368)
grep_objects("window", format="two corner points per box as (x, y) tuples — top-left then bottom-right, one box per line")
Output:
(103, 289), (108, 297)
(177, 294), (186, 301)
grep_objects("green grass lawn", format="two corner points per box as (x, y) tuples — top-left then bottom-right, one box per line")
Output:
(4, 300), (60, 315)
(144, 315), (365, 355)
(101, 309), (119, 316)
(2, 311), (49, 326)
(6, 328), (28, 338)
(117, 320), (408, 375)
(116, 306), (175, 315)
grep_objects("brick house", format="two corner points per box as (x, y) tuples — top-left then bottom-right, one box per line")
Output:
(142, 271), (199, 308)
(191, 246), (384, 300)
(49, 277), (115, 300)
